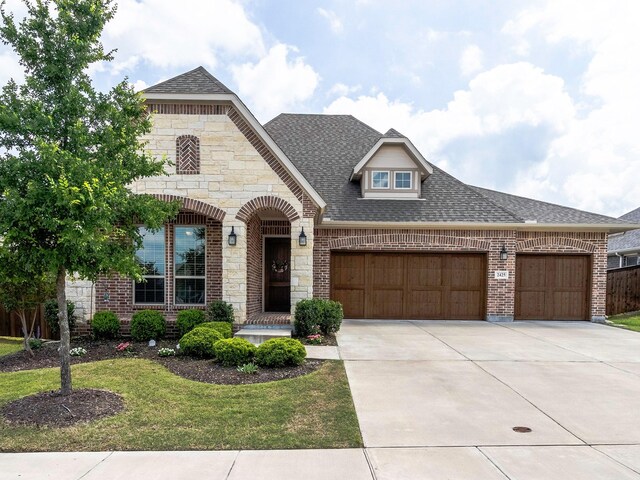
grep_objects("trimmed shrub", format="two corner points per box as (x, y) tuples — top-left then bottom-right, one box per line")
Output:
(255, 338), (306, 368)
(130, 310), (166, 341)
(44, 299), (77, 336)
(206, 300), (234, 324)
(176, 309), (205, 337)
(179, 326), (223, 358)
(198, 321), (233, 339)
(294, 298), (344, 337)
(91, 311), (120, 339)
(213, 337), (257, 367)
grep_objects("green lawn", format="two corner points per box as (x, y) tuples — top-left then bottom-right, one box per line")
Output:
(0, 358), (362, 452)
(0, 337), (23, 357)
(608, 313), (640, 332)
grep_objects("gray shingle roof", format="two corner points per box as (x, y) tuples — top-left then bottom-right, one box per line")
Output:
(609, 207), (640, 252)
(264, 113), (632, 226)
(471, 186), (624, 225)
(384, 128), (405, 138)
(143, 66), (233, 95)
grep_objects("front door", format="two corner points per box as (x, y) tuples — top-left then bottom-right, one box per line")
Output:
(264, 237), (291, 312)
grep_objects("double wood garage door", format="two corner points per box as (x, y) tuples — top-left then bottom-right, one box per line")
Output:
(331, 252), (486, 320)
(515, 254), (590, 320)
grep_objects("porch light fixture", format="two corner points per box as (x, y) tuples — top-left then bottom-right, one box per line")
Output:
(499, 245), (508, 261)
(298, 228), (307, 247)
(228, 226), (237, 246)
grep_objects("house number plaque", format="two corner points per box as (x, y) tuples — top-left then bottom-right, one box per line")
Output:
(494, 270), (509, 280)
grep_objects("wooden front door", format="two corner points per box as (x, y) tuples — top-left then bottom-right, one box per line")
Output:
(264, 237), (291, 312)
(331, 252), (486, 320)
(515, 254), (590, 320)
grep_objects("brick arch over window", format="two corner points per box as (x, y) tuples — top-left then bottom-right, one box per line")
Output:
(516, 236), (596, 253)
(151, 194), (225, 222)
(328, 234), (491, 251)
(176, 135), (200, 174)
(236, 196), (300, 223)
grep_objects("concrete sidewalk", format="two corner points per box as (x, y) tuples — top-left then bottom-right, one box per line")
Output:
(3, 446), (640, 479)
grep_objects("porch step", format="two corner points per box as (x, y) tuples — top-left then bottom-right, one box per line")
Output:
(235, 327), (292, 345)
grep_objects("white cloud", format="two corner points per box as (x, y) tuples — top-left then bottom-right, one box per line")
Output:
(325, 62), (573, 153)
(0, 51), (23, 85)
(316, 8), (344, 34)
(131, 80), (148, 92)
(102, 0), (265, 73)
(231, 44), (320, 121)
(459, 44), (484, 76)
(328, 83), (361, 97)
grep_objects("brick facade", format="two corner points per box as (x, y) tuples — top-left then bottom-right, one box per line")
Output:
(314, 228), (607, 321)
(94, 212), (223, 327)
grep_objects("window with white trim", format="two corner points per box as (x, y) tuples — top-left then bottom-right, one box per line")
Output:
(174, 226), (206, 305)
(134, 227), (165, 304)
(394, 171), (412, 189)
(372, 171), (390, 189)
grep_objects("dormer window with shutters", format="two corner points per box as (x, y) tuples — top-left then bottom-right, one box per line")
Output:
(350, 129), (432, 199)
(176, 134), (200, 174)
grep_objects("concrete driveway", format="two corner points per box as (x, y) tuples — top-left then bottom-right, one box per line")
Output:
(339, 320), (640, 479)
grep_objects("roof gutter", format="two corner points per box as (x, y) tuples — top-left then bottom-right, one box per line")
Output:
(143, 92), (327, 213)
(317, 219), (640, 233)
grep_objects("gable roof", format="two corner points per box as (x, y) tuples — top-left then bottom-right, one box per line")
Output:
(620, 207), (640, 222)
(264, 113), (634, 230)
(143, 66), (233, 95)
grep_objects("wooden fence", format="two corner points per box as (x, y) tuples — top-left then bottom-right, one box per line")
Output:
(607, 264), (640, 316)
(0, 304), (57, 339)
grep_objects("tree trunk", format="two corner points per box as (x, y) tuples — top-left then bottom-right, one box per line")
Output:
(57, 266), (72, 395)
(18, 311), (33, 357)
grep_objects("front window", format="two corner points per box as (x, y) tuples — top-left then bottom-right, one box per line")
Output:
(134, 227), (165, 304)
(394, 171), (412, 189)
(372, 171), (389, 189)
(175, 226), (206, 304)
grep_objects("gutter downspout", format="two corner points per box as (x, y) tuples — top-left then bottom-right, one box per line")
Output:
(615, 252), (623, 268)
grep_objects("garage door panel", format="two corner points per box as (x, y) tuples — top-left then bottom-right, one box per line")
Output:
(516, 255), (589, 321)
(331, 252), (486, 320)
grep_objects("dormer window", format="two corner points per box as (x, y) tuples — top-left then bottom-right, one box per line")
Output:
(394, 171), (412, 189)
(372, 171), (390, 189)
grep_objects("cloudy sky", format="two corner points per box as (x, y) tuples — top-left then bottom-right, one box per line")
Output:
(1, 0), (638, 218)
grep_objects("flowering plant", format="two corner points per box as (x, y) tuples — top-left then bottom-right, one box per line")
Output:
(306, 333), (324, 345)
(70, 347), (87, 356)
(116, 342), (134, 354)
(158, 347), (176, 357)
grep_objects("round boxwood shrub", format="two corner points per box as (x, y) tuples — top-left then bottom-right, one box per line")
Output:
(176, 309), (205, 337)
(213, 337), (257, 366)
(179, 326), (223, 358)
(91, 311), (120, 339)
(255, 338), (306, 368)
(198, 321), (232, 339)
(206, 300), (235, 324)
(294, 298), (344, 337)
(130, 310), (166, 341)
(44, 299), (77, 336)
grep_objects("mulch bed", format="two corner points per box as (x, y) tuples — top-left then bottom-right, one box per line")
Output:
(0, 338), (324, 385)
(1, 389), (124, 427)
(297, 333), (338, 346)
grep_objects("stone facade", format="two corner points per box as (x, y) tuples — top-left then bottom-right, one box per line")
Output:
(314, 228), (607, 321)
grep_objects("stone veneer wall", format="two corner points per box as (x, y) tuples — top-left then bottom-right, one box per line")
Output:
(94, 212), (222, 326)
(314, 228), (607, 321)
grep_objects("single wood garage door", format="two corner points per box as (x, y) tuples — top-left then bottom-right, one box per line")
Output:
(515, 254), (590, 320)
(331, 252), (486, 320)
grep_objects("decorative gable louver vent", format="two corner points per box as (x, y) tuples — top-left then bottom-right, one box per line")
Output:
(176, 135), (200, 174)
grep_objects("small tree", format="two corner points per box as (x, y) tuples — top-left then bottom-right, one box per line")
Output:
(0, 252), (55, 356)
(0, 0), (178, 394)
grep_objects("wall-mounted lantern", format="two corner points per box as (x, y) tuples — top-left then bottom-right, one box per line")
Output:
(499, 245), (508, 261)
(228, 226), (237, 246)
(299, 228), (308, 247)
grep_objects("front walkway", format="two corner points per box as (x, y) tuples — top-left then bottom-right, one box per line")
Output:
(3, 321), (640, 479)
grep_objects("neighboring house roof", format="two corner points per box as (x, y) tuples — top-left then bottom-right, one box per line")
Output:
(264, 113), (633, 229)
(609, 207), (640, 253)
(143, 66), (233, 95)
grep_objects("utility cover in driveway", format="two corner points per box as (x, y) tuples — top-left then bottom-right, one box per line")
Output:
(515, 254), (590, 320)
(330, 252), (486, 320)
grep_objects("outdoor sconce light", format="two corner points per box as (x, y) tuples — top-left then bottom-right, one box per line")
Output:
(103, 292), (110, 303)
(299, 228), (308, 247)
(228, 226), (237, 246)
(499, 245), (508, 261)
